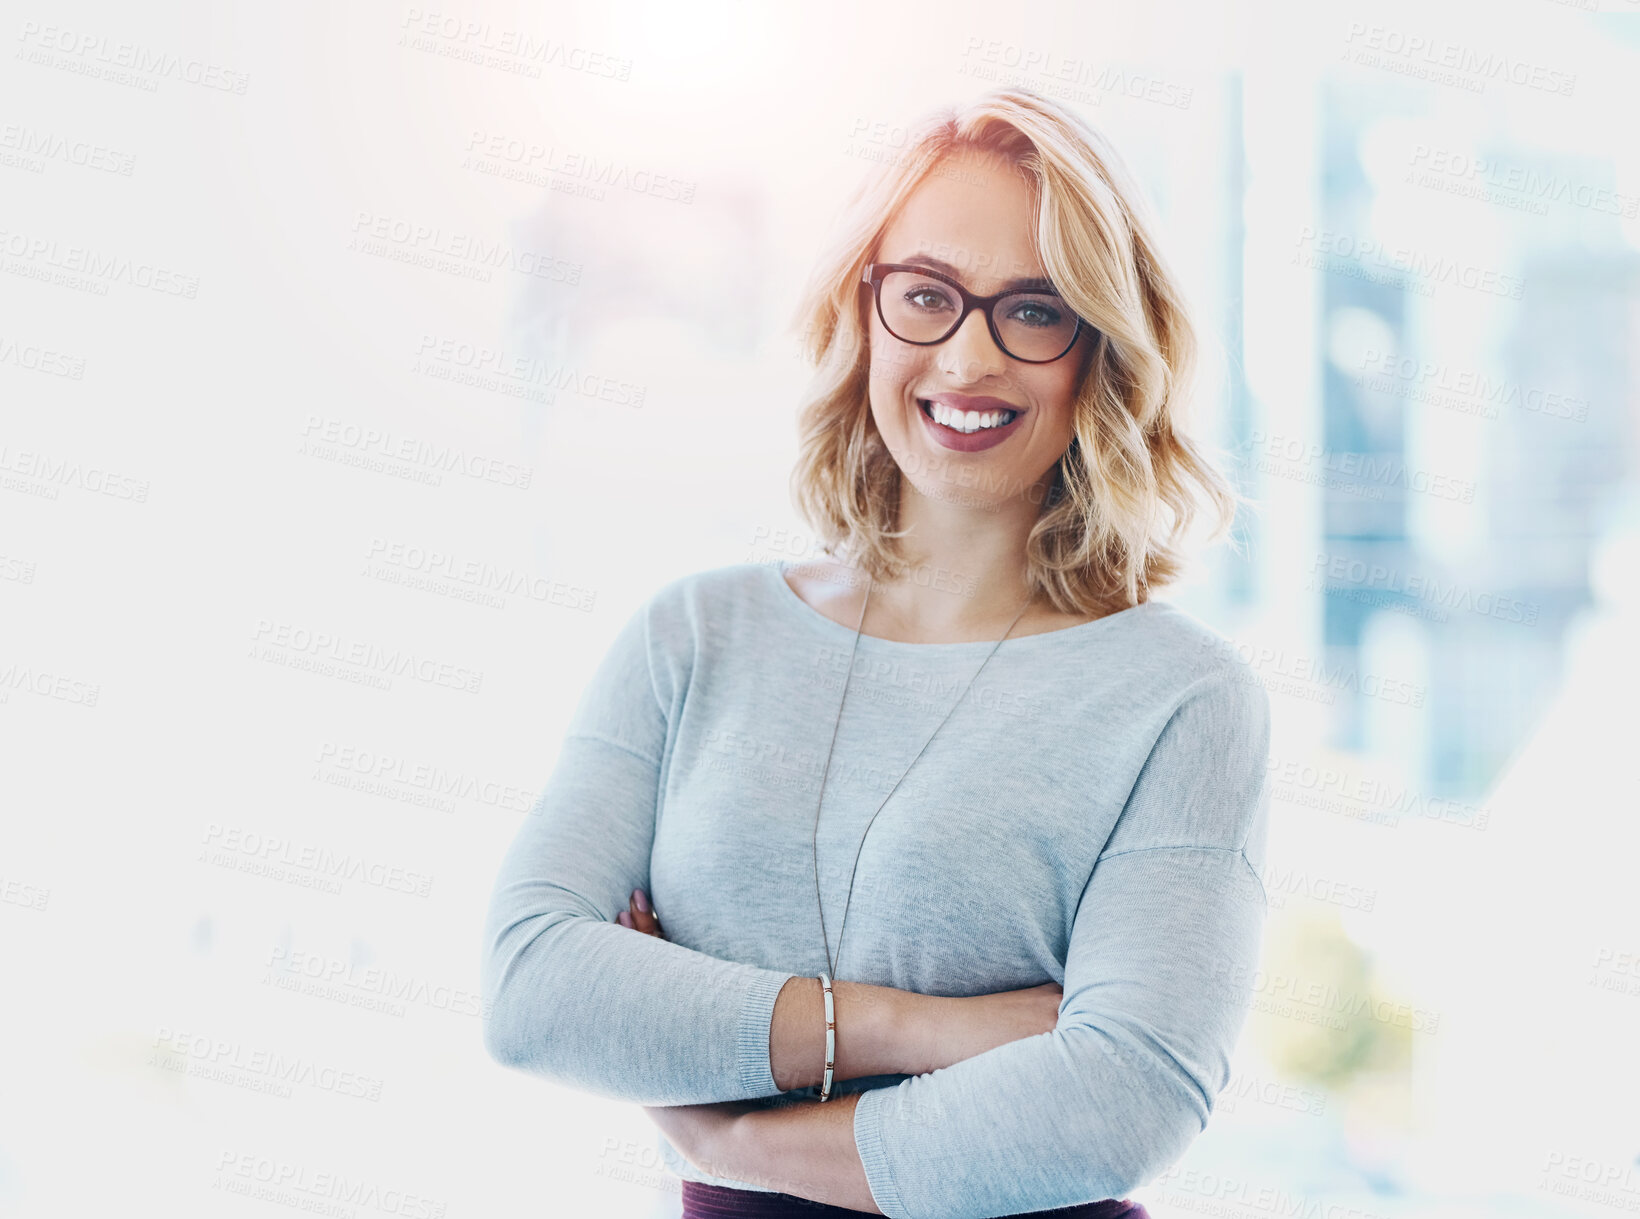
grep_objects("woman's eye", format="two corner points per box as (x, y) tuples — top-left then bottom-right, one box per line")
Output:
(905, 287), (955, 312)
(1009, 300), (1063, 328)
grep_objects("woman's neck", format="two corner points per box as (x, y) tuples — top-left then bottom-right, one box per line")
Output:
(869, 482), (1046, 640)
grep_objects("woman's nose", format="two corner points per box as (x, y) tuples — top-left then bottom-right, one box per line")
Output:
(939, 306), (1009, 379)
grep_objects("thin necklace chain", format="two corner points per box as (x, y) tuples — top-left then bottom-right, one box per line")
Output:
(810, 572), (1034, 986)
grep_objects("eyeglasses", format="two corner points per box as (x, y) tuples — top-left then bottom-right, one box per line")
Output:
(861, 262), (1085, 364)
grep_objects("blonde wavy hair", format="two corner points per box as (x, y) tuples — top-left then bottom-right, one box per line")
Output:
(788, 86), (1249, 614)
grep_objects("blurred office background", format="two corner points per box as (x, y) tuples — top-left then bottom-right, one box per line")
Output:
(3, 1), (1637, 1215)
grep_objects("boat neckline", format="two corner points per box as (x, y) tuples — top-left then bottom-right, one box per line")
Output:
(765, 560), (1157, 652)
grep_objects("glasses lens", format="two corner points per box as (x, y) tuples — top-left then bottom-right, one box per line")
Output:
(994, 292), (1079, 361)
(877, 270), (1078, 360)
(879, 270), (963, 344)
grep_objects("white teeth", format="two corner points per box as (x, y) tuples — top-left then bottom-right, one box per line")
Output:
(925, 401), (1018, 433)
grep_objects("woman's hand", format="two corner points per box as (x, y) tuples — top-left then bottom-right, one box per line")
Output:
(641, 1099), (756, 1175)
(616, 888), (665, 938)
(907, 981), (1064, 1074)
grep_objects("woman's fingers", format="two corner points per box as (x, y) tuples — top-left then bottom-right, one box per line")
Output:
(621, 888), (664, 938)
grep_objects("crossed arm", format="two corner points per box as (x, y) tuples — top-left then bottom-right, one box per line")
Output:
(481, 597), (1272, 1218)
(622, 840), (1270, 1218)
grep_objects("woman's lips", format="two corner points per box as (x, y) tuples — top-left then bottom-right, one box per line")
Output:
(917, 398), (1026, 453)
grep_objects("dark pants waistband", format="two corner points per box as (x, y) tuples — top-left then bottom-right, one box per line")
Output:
(681, 1179), (1150, 1218)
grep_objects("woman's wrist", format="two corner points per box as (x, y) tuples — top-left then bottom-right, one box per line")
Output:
(840, 980), (933, 1078)
(770, 975), (934, 1091)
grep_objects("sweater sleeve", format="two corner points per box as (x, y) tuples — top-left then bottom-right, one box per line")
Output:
(850, 663), (1272, 1219)
(480, 589), (800, 1104)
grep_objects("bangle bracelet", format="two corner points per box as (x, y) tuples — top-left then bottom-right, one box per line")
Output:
(817, 972), (835, 1102)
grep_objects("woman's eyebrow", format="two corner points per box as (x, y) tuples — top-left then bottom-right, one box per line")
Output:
(899, 254), (1058, 294)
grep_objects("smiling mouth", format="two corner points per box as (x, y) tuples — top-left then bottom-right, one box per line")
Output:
(918, 399), (1022, 434)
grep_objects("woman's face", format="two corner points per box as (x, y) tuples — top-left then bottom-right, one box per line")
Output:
(865, 156), (1090, 510)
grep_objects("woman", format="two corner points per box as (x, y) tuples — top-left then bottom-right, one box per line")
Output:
(482, 86), (1271, 1219)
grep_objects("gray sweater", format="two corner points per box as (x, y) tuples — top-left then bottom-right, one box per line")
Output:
(481, 560), (1272, 1219)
